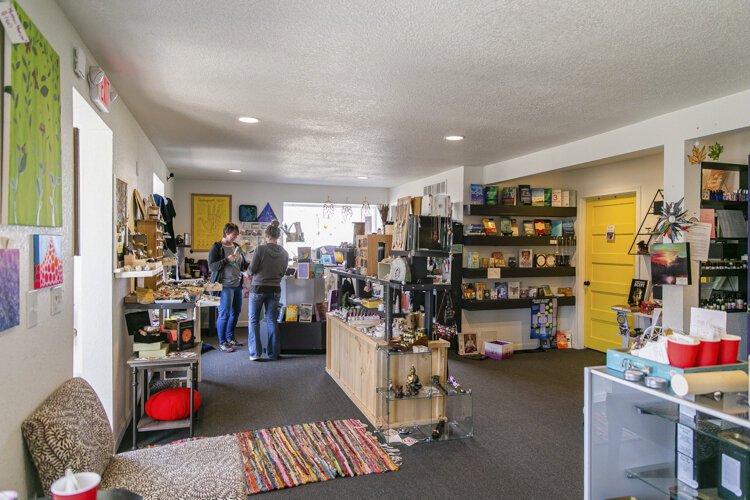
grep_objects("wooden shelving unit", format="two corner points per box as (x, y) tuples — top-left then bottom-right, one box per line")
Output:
(462, 267), (577, 279)
(464, 204), (577, 217)
(462, 235), (562, 246)
(462, 296), (576, 311)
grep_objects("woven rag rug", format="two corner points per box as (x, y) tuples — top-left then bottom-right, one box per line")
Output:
(235, 419), (400, 494)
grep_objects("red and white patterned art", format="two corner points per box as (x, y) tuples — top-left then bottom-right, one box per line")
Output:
(33, 235), (63, 289)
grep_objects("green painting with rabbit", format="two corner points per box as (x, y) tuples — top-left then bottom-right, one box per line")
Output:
(8, 2), (61, 227)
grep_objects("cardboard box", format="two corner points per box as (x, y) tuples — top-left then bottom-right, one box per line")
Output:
(484, 340), (514, 360)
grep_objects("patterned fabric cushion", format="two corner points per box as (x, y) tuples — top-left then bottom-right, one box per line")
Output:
(22, 378), (114, 492)
(102, 435), (248, 499)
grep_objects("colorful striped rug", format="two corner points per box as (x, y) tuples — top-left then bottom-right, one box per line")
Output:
(235, 419), (400, 494)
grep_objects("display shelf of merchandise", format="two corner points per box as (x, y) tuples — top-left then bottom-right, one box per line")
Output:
(464, 204), (577, 217)
(115, 263), (163, 279)
(699, 268), (747, 277)
(124, 301), (197, 310)
(137, 415), (192, 432)
(610, 306), (655, 320)
(462, 296), (575, 311)
(700, 200), (748, 211)
(462, 267), (576, 279)
(389, 249), (451, 258)
(376, 340), (472, 444)
(584, 366), (750, 500)
(462, 235), (566, 246)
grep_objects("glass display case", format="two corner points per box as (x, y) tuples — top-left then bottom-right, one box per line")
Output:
(376, 344), (473, 444)
(584, 366), (750, 499)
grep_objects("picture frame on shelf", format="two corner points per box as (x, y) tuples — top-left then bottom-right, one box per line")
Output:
(519, 249), (533, 268)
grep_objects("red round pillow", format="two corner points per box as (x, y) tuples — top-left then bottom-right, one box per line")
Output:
(145, 388), (201, 421)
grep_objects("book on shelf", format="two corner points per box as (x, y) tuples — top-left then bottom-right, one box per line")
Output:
(541, 285), (554, 297)
(501, 186), (517, 206)
(551, 189), (562, 207)
(627, 279), (649, 307)
(311, 263), (325, 278)
(523, 220), (534, 236)
(519, 249), (533, 268)
(465, 223), (485, 235)
(562, 219), (576, 236)
(519, 287), (529, 299)
(298, 303), (313, 322)
(315, 302), (328, 321)
(297, 262), (310, 279)
(534, 219), (546, 235)
(482, 218), (498, 235)
(139, 345), (169, 359)
(510, 218), (519, 236)
(544, 188), (552, 207)
(531, 188), (545, 206)
(285, 304), (298, 322)
(499, 217), (512, 235)
(551, 220), (563, 237)
(470, 184), (484, 204)
(508, 281), (520, 299)
(484, 185), (499, 205)
(467, 251), (480, 268)
(475, 282), (486, 301)
(133, 341), (166, 352)
(528, 287), (538, 298)
(491, 251), (506, 267)
(562, 190), (571, 207)
(495, 282), (508, 299)
(543, 220), (552, 236)
(519, 185), (532, 205)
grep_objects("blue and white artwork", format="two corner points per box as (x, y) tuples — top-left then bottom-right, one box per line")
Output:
(0, 249), (20, 332)
(257, 203), (277, 223)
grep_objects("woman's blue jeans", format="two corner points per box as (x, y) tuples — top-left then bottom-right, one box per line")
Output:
(216, 286), (242, 344)
(248, 292), (281, 359)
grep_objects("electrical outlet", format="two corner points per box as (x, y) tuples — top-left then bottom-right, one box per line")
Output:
(27, 290), (38, 328)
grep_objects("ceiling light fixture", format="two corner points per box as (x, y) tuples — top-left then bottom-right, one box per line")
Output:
(228, 169), (241, 173)
(357, 176), (368, 180)
(444, 135), (464, 141)
(238, 116), (260, 123)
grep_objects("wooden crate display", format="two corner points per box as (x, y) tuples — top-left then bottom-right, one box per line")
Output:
(135, 219), (164, 259)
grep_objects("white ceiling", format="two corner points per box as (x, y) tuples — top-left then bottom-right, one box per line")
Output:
(57, 0), (750, 187)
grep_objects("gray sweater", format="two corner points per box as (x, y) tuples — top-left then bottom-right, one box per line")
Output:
(249, 243), (289, 291)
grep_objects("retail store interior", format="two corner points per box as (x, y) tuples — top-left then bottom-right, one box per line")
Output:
(2, 1), (750, 499)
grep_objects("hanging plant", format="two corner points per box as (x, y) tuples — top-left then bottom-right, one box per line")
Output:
(687, 145), (707, 165)
(654, 198), (691, 243)
(708, 142), (724, 161)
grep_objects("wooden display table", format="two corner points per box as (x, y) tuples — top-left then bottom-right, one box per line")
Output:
(325, 315), (449, 430)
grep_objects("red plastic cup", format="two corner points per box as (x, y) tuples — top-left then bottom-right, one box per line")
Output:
(667, 335), (701, 368)
(719, 334), (742, 364)
(50, 472), (100, 500)
(696, 338), (720, 366)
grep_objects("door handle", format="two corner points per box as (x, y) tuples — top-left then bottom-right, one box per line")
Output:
(583, 281), (591, 286)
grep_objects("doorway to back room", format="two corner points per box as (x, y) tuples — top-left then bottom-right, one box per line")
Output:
(72, 88), (115, 425)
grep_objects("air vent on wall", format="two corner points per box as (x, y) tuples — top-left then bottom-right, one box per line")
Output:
(423, 180), (447, 196)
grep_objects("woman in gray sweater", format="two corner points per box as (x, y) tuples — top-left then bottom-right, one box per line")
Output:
(247, 221), (289, 360)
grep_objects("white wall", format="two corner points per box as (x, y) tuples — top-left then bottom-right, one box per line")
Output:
(0, 1), (172, 496)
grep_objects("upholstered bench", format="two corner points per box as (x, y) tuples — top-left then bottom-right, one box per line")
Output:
(22, 378), (248, 499)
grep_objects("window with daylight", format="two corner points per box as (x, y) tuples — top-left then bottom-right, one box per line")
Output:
(282, 202), (382, 260)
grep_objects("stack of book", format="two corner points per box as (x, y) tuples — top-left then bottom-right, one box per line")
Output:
(134, 341), (168, 359)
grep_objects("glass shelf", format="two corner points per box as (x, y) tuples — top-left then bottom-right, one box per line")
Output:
(626, 462), (720, 499)
(380, 384), (446, 401)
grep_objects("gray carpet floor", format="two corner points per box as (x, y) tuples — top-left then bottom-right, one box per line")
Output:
(121, 332), (605, 499)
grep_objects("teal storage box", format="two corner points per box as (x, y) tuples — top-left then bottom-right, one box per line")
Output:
(606, 348), (748, 382)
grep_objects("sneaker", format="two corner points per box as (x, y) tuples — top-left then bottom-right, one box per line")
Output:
(219, 342), (235, 353)
(228, 339), (244, 347)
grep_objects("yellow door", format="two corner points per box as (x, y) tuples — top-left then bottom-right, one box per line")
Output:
(584, 194), (636, 352)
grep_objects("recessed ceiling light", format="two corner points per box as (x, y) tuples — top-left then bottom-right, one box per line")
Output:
(444, 135), (464, 141)
(238, 117), (260, 123)
(357, 176), (368, 180)
(228, 169), (241, 173)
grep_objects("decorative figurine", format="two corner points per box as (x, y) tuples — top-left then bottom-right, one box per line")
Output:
(406, 365), (422, 396)
(394, 385), (405, 399)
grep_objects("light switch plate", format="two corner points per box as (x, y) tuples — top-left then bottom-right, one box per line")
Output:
(50, 285), (63, 316)
(27, 290), (38, 328)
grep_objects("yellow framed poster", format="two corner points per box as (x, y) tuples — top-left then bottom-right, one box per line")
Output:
(191, 194), (232, 251)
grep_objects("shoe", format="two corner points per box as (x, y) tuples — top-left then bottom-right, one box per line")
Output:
(249, 356), (265, 362)
(228, 339), (244, 347)
(219, 342), (235, 353)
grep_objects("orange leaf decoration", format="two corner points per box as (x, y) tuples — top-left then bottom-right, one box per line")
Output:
(687, 145), (707, 165)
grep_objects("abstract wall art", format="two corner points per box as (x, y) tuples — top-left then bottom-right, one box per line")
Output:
(7, 3), (62, 227)
(33, 234), (63, 289)
(0, 249), (20, 332)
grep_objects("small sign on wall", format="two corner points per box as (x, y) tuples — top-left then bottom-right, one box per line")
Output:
(606, 225), (615, 242)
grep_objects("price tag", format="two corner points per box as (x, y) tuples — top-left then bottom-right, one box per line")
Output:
(487, 268), (501, 279)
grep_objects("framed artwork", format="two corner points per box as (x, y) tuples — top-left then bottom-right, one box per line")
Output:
(518, 248), (533, 268)
(0, 249), (20, 331)
(115, 178), (128, 231)
(33, 234), (63, 289)
(7, 4), (61, 226)
(651, 243), (691, 285)
(297, 262), (310, 279)
(239, 204), (257, 222)
(458, 332), (478, 355)
(392, 197), (411, 251)
(191, 194), (232, 251)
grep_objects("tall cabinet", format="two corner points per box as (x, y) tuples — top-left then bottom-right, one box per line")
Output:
(699, 161), (749, 356)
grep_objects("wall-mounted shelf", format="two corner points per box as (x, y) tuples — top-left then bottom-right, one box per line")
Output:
(114, 264), (163, 279)
(462, 267), (577, 279)
(462, 235), (564, 246)
(464, 205), (577, 217)
(699, 268), (747, 277)
(389, 249), (451, 258)
(462, 296), (575, 311)
(699, 200), (748, 210)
